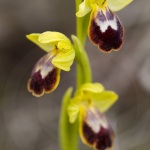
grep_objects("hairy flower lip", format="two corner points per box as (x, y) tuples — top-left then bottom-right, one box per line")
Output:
(88, 6), (124, 52)
(28, 68), (60, 97)
(27, 52), (60, 97)
(80, 107), (114, 150)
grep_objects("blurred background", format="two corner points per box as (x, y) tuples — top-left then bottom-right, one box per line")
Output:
(0, 0), (150, 150)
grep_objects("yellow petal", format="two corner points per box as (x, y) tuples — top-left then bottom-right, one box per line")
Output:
(26, 34), (52, 52)
(108, 0), (133, 12)
(76, 0), (92, 17)
(93, 91), (118, 112)
(39, 31), (70, 44)
(76, 83), (104, 95)
(57, 41), (72, 50)
(37, 31), (75, 71)
(52, 48), (75, 71)
(68, 101), (80, 123)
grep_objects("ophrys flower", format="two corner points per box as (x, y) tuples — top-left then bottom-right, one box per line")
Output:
(27, 31), (75, 97)
(77, 0), (133, 52)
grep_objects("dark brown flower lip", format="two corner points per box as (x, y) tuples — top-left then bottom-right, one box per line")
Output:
(27, 53), (60, 97)
(81, 108), (114, 150)
(88, 7), (124, 53)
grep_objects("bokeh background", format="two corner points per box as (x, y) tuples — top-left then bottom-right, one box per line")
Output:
(0, 0), (150, 150)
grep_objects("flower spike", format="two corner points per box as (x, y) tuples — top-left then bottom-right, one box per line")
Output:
(27, 31), (75, 97)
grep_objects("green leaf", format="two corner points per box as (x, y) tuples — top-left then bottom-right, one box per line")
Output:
(59, 87), (79, 150)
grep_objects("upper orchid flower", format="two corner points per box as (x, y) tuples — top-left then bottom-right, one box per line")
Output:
(76, 0), (133, 52)
(26, 31), (75, 97)
(68, 83), (118, 150)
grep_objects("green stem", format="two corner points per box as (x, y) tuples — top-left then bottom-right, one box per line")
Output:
(75, 0), (92, 88)
(59, 1), (92, 150)
(72, 35), (92, 87)
(76, 0), (83, 43)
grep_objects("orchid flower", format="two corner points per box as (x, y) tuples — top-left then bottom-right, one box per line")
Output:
(26, 31), (75, 97)
(68, 83), (118, 150)
(76, 0), (133, 52)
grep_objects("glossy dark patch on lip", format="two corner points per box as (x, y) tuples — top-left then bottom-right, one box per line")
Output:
(89, 9), (124, 52)
(82, 121), (114, 150)
(28, 67), (59, 97)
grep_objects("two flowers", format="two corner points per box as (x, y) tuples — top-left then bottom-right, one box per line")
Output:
(27, 0), (133, 97)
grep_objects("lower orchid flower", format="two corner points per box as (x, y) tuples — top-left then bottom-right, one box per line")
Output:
(26, 31), (75, 97)
(68, 83), (118, 150)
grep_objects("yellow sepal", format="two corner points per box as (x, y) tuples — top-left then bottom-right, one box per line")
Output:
(108, 0), (133, 12)
(76, 83), (104, 95)
(93, 91), (118, 113)
(26, 33), (52, 52)
(76, 0), (92, 17)
(39, 31), (71, 44)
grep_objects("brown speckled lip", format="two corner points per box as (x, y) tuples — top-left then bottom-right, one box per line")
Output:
(89, 7), (124, 52)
